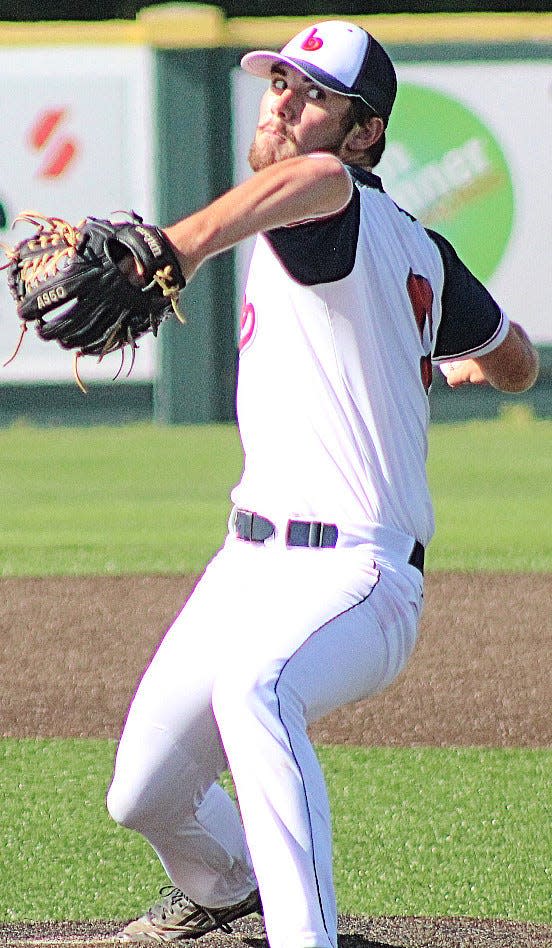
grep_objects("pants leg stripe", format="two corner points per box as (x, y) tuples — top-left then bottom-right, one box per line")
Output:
(273, 571), (381, 945)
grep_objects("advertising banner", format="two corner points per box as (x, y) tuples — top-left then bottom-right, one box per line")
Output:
(0, 46), (155, 384)
(232, 59), (552, 344)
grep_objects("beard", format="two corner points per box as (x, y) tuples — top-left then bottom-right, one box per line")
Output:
(247, 127), (298, 172)
(247, 106), (356, 172)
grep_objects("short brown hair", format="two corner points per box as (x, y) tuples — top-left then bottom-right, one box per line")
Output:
(350, 98), (386, 168)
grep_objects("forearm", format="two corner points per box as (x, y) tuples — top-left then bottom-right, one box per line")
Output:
(163, 154), (351, 282)
(443, 322), (539, 393)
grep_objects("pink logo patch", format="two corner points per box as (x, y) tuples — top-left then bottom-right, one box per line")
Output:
(239, 297), (256, 352)
(301, 28), (323, 52)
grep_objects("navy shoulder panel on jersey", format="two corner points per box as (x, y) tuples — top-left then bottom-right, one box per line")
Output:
(263, 165), (382, 286)
(347, 167), (385, 192)
(427, 228), (504, 359)
(264, 189), (360, 286)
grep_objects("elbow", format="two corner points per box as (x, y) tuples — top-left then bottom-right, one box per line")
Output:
(510, 324), (540, 392)
(508, 351), (540, 392)
(480, 323), (540, 393)
(491, 349), (540, 393)
(506, 337), (540, 392)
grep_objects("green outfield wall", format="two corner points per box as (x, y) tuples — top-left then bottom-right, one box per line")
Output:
(0, 6), (551, 426)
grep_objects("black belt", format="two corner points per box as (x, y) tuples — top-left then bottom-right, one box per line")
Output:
(233, 509), (424, 573)
(408, 539), (425, 575)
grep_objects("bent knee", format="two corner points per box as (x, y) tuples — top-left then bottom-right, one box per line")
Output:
(106, 776), (158, 832)
(106, 778), (136, 829)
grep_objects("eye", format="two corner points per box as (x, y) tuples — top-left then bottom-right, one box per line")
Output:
(307, 86), (325, 101)
(271, 77), (287, 92)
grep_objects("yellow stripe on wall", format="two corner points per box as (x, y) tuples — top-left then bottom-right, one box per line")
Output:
(227, 12), (552, 48)
(0, 4), (226, 47)
(0, 4), (551, 48)
(0, 20), (138, 45)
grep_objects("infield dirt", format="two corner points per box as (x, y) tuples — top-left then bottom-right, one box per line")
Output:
(1, 571), (551, 946)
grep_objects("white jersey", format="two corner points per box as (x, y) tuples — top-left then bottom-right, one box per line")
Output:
(232, 165), (508, 548)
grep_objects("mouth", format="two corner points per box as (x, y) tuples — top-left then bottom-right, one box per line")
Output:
(258, 124), (290, 142)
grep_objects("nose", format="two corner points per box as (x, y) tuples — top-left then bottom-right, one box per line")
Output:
(271, 87), (302, 121)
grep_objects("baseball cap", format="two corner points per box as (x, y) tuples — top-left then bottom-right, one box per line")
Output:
(241, 20), (397, 125)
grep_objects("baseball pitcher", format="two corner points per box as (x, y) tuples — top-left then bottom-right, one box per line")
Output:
(4, 19), (537, 948)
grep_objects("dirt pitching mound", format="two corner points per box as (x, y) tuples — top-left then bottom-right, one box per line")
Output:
(2, 914), (552, 947)
(1, 572), (550, 746)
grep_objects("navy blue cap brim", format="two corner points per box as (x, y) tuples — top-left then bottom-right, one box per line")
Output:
(240, 50), (382, 116)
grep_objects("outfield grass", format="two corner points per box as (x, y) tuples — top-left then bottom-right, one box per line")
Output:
(1, 739), (550, 925)
(0, 415), (550, 575)
(0, 423), (243, 576)
(428, 413), (551, 571)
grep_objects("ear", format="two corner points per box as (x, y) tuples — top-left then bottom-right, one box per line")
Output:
(344, 115), (385, 154)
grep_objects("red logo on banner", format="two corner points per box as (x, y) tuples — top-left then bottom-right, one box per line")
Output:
(27, 108), (79, 179)
(301, 28), (323, 51)
(239, 297), (256, 352)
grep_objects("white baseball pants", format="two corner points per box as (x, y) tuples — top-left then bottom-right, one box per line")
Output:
(107, 532), (423, 948)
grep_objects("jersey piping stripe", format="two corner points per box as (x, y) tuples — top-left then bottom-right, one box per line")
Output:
(272, 569), (381, 944)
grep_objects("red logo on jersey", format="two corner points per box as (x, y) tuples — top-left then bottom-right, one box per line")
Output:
(239, 297), (256, 353)
(407, 269), (434, 393)
(301, 28), (323, 51)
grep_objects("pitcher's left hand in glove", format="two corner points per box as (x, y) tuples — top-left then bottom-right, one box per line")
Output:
(1, 211), (186, 391)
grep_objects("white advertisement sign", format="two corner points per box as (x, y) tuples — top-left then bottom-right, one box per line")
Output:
(0, 46), (155, 382)
(232, 60), (552, 344)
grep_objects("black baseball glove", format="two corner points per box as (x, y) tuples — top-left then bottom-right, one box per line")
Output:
(1, 211), (186, 391)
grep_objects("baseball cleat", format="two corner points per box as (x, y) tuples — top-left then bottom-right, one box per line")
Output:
(115, 885), (263, 942)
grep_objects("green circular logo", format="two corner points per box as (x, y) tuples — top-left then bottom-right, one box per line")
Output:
(379, 83), (514, 281)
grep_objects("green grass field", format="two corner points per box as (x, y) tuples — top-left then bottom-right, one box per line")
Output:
(1, 740), (550, 925)
(1, 417), (551, 926)
(0, 413), (550, 575)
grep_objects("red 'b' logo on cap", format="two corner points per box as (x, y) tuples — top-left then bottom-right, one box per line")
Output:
(301, 28), (323, 51)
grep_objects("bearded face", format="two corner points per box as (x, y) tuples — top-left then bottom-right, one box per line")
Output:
(248, 66), (356, 172)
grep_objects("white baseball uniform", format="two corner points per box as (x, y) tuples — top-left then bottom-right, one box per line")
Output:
(107, 163), (508, 948)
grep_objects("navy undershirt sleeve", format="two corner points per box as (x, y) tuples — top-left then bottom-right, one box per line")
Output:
(428, 228), (504, 359)
(264, 186), (361, 286)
